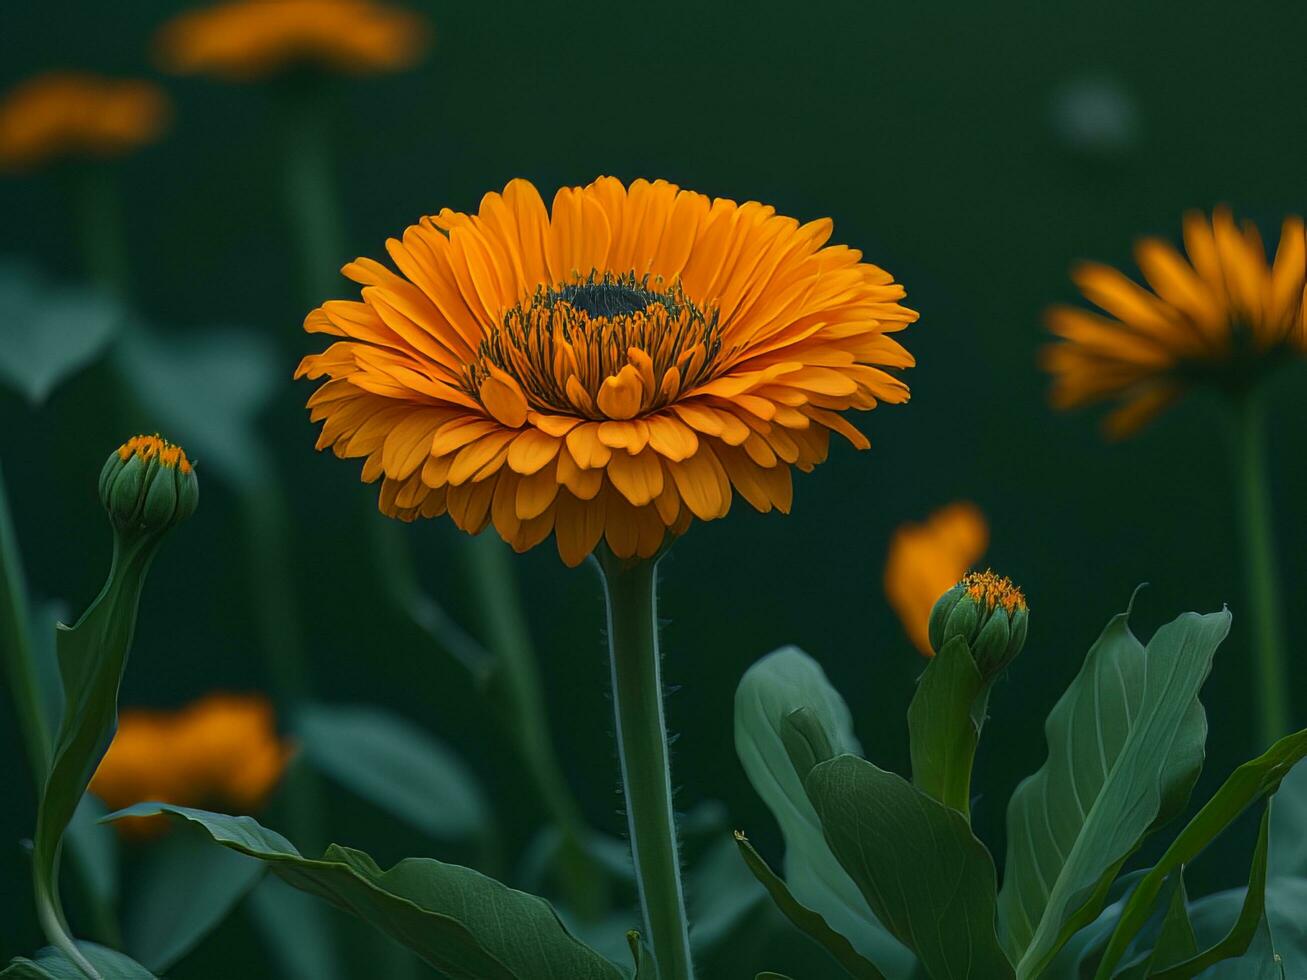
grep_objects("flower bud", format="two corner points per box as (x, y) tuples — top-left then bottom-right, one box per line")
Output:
(99, 434), (198, 534)
(927, 569), (1028, 676)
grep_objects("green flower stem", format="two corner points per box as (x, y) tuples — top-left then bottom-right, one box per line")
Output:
(0, 459), (53, 781)
(463, 533), (607, 918)
(595, 548), (694, 980)
(233, 462), (326, 850)
(35, 531), (163, 980)
(1233, 392), (1289, 746)
(71, 164), (129, 301)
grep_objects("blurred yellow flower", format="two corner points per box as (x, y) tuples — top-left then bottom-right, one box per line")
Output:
(90, 693), (292, 837)
(155, 0), (430, 80)
(1043, 207), (1307, 438)
(297, 177), (919, 566)
(884, 502), (989, 656)
(0, 72), (169, 170)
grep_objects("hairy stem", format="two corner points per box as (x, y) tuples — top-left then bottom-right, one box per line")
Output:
(595, 548), (693, 980)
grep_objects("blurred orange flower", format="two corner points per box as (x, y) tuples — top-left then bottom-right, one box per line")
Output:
(155, 0), (430, 80)
(0, 72), (169, 170)
(90, 693), (293, 837)
(884, 502), (989, 656)
(1043, 208), (1307, 438)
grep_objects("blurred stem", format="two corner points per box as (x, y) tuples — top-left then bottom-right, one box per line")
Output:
(0, 461), (52, 782)
(462, 533), (608, 919)
(1232, 392), (1289, 746)
(71, 164), (129, 301)
(595, 548), (693, 980)
(234, 461), (325, 850)
(277, 78), (347, 304)
(275, 75), (608, 914)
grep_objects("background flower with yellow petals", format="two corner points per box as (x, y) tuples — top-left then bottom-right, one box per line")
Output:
(0, 72), (169, 170)
(884, 501), (989, 656)
(155, 0), (430, 80)
(298, 176), (919, 566)
(1042, 207), (1307, 438)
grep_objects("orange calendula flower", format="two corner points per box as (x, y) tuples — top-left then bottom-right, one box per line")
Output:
(297, 177), (919, 566)
(884, 502), (988, 656)
(0, 72), (168, 170)
(1043, 207), (1307, 438)
(90, 694), (292, 837)
(155, 0), (430, 80)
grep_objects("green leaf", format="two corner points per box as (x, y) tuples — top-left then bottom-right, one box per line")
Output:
(106, 804), (622, 980)
(0, 264), (119, 405)
(1148, 808), (1271, 978)
(296, 702), (488, 840)
(65, 795), (119, 913)
(124, 822), (264, 972)
(757, 974), (797, 979)
(734, 832), (885, 980)
(806, 754), (1014, 979)
(1270, 751), (1307, 878)
(626, 932), (651, 978)
(247, 876), (346, 980)
(33, 534), (164, 977)
(906, 635), (986, 814)
(997, 605), (1230, 979)
(1114, 871), (1196, 978)
(734, 647), (915, 977)
(2, 943), (154, 979)
(1094, 730), (1307, 977)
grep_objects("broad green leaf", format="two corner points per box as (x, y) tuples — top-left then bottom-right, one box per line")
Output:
(1040, 871), (1150, 980)
(247, 876), (346, 980)
(107, 804), (623, 980)
(998, 606), (1230, 979)
(734, 647), (915, 977)
(807, 754), (1014, 979)
(1270, 752), (1307, 878)
(0, 264), (119, 405)
(1189, 880), (1304, 980)
(906, 635), (986, 814)
(734, 832), (885, 980)
(1115, 872), (1196, 978)
(1094, 730), (1307, 977)
(296, 702), (488, 840)
(1148, 808), (1271, 978)
(125, 822), (264, 972)
(117, 327), (278, 486)
(2, 943), (154, 979)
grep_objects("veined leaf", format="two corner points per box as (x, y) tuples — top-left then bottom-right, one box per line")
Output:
(1094, 729), (1307, 977)
(106, 804), (622, 980)
(734, 647), (915, 977)
(2, 943), (154, 979)
(1114, 871), (1196, 978)
(997, 605), (1230, 978)
(1270, 751), (1307, 879)
(734, 832), (885, 980)
(807, 754), (1014, 979)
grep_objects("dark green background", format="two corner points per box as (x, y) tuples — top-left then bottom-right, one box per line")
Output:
(3, 0), (1306, 975)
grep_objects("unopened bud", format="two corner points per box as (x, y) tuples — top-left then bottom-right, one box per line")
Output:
(927, 569), (1028, 676)
(99, 434), (198, 534)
